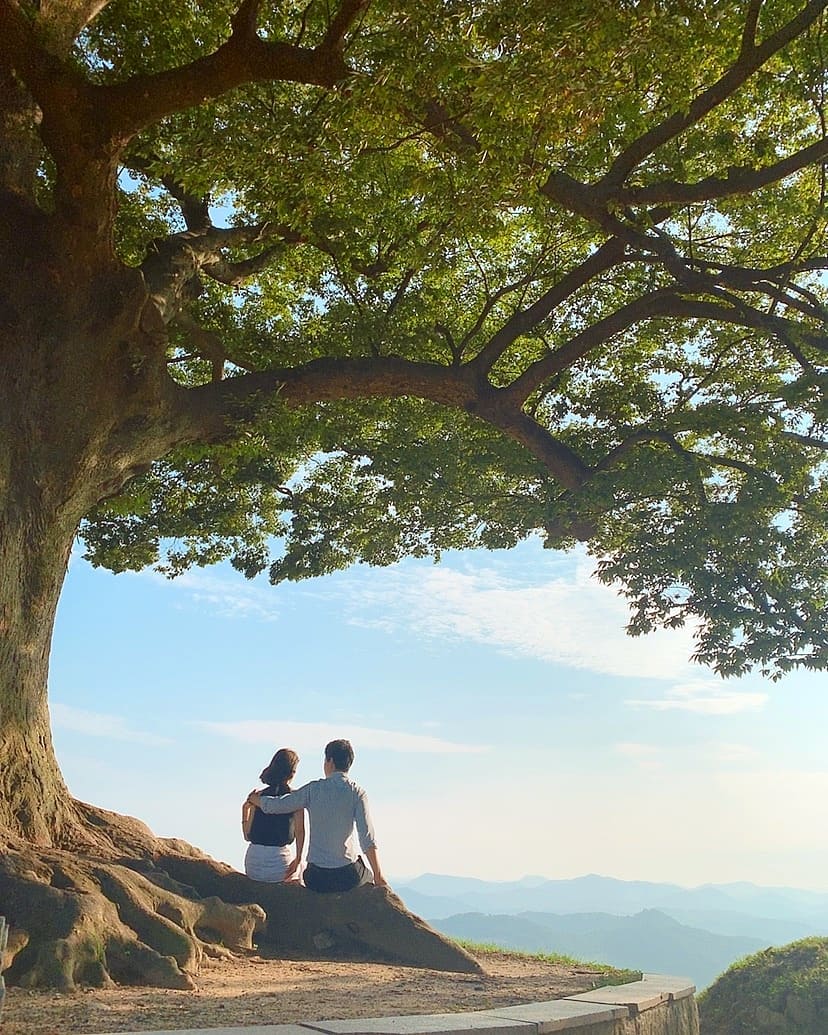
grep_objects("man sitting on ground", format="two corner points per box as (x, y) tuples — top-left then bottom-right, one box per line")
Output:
(247, 738), (387, 893)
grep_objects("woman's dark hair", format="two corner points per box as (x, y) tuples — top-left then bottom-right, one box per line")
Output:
(260, 748), (299, 795)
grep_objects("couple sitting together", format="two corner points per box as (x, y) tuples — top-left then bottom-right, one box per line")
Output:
(242, 738), (387, 893)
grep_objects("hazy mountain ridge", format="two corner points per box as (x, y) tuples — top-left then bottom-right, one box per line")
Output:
(396, 872), (828, 926)
(430, 908), (764, 989)
(394, 873), (828, 990)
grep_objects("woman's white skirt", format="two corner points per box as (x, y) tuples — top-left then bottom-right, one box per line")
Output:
(244, 842), (294, 882)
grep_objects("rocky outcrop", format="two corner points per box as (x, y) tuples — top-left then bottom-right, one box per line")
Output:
(152, 850), (482, 974)
(0, 803), (479, 989)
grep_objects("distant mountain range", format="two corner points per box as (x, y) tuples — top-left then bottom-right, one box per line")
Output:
(392, 873), (828, 990)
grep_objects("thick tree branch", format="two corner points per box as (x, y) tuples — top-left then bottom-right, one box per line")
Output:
(498, 282), (828, 409)
(502, 289), (681, 404)
(540, 170), (603, 220)
(163, 180), (212, 233)
(543, 170), (742, 294)
(141, 223), (303, 321)
(696, 451), (781, 486)
(598, 0), (828, 191)
(30, 0), (111, 53)
(540, 172), (677, 257)
(172, 311), (257, 380)
(0, 1), (91, 110)
(541, 169), (828, 336)
(471, 237), (628, 374)
(593, 428), (682, 472)
(1, 0), (356, 238)
(321, 0), (370, 51)
(782, 430), (828, 450)
(100, 0), (366, 138)
(386, 268), (415, 317)
(179, 357), (592, 490)
(105, 40), (348, 140)
(678, 260), (828, 323)
(593, 429), (712, 507)
(129, 152), (315, 283)
(689, 256), (828, 287)
(421, 100), (481, 152)
(665, 295), (828, 353)
(203, 245), (291, 286)
(616, 135), (828, 207)
(741, 1), (765, 56)
(125, 152), (213, 231)
(230, 0), (263, 38)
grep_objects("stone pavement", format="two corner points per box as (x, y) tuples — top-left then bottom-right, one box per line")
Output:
(98, 974), (697, 1035)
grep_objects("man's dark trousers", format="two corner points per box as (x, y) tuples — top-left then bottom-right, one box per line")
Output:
(304, 857), (372, 893)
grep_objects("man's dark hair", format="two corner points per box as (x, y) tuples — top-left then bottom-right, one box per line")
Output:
(325, 739), (354, 772)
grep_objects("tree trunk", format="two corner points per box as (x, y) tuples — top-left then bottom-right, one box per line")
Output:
(0, 190), (189, 846)
(0, 494), (79, 846)
(0, 203), (139, 847)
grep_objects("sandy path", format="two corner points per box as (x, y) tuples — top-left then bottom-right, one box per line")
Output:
(1, 949), (617, 1034)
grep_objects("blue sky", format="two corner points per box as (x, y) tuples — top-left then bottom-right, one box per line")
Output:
(50, 539), (827, 891)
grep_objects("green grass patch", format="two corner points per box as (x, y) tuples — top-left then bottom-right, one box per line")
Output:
(698, 937), (828, 1034)
(454, 939), (642, 986)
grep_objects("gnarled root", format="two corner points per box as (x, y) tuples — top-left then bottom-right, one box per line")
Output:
(0, 833), (264, 990)
(0, 798), (478, 990)
(142, 852), (481, 975)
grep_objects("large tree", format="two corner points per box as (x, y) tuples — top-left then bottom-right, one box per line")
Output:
(1, 0), (826, 987)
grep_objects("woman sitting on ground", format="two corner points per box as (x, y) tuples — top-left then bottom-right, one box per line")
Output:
(242, 748), (305, 882)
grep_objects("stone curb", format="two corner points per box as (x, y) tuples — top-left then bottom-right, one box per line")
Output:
(97, 974), (695, 1035)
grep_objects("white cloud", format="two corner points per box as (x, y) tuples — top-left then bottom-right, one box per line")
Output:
(132, 568), (281, 622)
(626, 679), (768, 715)
(615, 739), (760, 772)
(340, 554), (700, 680)
(52, 702), (172, 746)
(195, 719), (488, 755)
(124, 546), (707, 683)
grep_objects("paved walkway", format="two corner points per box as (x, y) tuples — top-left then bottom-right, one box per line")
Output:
(99, 973), (696, 1035)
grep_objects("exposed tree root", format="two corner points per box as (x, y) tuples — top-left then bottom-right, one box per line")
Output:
(0, 837), (264, 990)
(0, 800), (479, 990)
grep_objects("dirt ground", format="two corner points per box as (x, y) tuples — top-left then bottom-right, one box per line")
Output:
(1, 948), (619, 1035)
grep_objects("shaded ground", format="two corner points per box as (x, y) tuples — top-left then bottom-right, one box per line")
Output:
(2, 947), (620, 1034)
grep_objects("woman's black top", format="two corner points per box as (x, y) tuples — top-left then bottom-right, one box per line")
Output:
(248, 785), (296, 846)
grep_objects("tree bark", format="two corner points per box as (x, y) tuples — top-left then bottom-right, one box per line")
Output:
(0, 198), (165, 846)
(0, 495), (78, 845)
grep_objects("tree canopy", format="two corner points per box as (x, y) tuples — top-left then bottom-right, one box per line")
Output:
(2, 0), (828, 991)
(5, 0), (828, 678)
